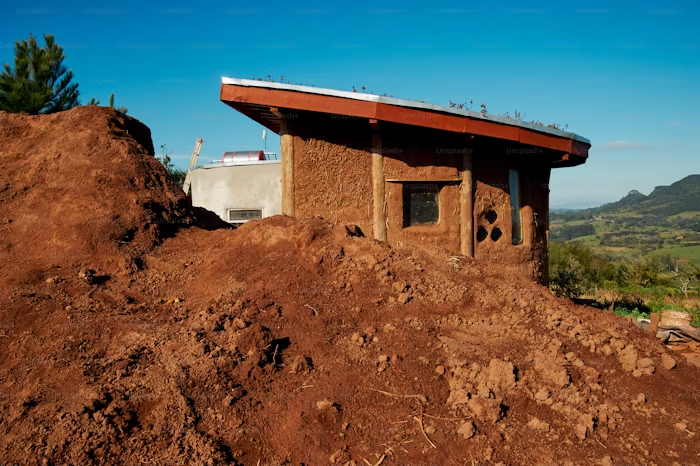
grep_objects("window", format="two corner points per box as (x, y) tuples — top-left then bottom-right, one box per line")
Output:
(227, 208), (263, 224)
(403, 183), (440, 226)
(509, 169), (523, 244)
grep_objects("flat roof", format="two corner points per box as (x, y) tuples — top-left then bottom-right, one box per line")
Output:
(196, 159), (281, 170)
(220, 77), (591, 166)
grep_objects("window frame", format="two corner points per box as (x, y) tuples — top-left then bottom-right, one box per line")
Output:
(226, 208), (263, 224)
(402, 182), (441, 228)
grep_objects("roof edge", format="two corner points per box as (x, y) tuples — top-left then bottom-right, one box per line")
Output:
(222, 77), (591, 145)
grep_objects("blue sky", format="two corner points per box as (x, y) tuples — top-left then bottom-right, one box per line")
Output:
(2, 0), (698, 208)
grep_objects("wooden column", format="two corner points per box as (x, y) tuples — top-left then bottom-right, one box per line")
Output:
(460, 149), (474, 257)
(370, 120), (387, 241)
(279, 117), (295, 216)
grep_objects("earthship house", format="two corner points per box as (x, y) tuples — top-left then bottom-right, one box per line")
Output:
(220, 78), (591, 284)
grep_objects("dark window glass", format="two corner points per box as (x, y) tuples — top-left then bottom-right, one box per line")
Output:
(509, 169), (523, 244)
(403, 183), (439, 226)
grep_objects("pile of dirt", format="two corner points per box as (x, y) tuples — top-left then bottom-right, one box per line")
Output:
(0, 106), (189, 283)
(1, 110), (700, 465)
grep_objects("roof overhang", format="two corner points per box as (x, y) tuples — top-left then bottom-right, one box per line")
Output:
(220, 78), (591, 168)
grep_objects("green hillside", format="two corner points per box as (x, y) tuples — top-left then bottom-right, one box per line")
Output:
(550, 174), (700, 265)
(593, 175), (700, 216)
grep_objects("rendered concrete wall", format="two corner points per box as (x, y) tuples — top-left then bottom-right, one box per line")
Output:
(190, 162), (282, 223)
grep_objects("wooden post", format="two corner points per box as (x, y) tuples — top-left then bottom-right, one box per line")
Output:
(280, 118), (295, 216)
(460, 150), (474, 257)
(370, 120), (387, 241)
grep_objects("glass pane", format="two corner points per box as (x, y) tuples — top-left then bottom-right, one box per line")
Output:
(228, 209), (263, 222)
(509, 169), (523, 244)
(404, 184), (439, 226)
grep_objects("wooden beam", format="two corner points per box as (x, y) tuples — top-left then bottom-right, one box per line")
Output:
(460, 150), (474, 257)
(370, 121), (387, 241)
(280, 119), (295, 216)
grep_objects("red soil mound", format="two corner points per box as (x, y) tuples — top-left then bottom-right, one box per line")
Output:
(0, 106), (189, 284)
(1, 111), (699, 465)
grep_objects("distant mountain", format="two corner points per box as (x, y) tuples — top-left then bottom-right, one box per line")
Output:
(588, 175), (700, 216)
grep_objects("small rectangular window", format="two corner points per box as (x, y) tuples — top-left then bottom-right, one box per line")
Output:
(227, 209), (263, 223)
(509, 169), (523, 244)
(403, 183), (440, 227)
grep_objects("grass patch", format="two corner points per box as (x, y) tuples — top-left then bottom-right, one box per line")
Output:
(655, 245), (700, 265)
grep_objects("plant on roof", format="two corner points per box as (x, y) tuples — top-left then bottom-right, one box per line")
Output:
(0, 33), (80, 114)
(449, 100), (473, 110)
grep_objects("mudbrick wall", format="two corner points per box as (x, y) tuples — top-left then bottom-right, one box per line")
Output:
(291, 122), (551, 283)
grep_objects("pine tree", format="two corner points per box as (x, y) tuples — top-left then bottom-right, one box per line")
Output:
(0, 33), (80, 114)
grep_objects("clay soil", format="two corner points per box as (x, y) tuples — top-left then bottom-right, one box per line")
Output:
(1, 107), (700, 466)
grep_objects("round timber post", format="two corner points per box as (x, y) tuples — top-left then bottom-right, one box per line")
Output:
(460, 142), (474, 257)
(370, 119), (387, 241)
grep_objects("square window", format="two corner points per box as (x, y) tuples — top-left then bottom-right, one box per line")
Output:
(403, 183), (440, 226)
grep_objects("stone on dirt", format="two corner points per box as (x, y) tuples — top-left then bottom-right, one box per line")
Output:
(527, 417), (550, 432)
(458, 421), (476, 439)
(661, 353), (676, 370)
(467, 397), (502, 423)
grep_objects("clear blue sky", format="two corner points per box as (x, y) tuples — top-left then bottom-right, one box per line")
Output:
(2, 0), (698, 208)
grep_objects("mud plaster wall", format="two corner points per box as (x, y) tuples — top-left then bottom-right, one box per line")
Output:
(292, 136), (373, 235)
(520, 163), (551, 283)
(473, 153), (551, 284)
(385, 182), (461, 253)
(381, 125), (463, 253)
(289, 120), (552, 283)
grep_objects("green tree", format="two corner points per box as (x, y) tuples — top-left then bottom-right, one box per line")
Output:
(158, 144), (186, 186)
(0, 33), (79, 114)
(674, 261), (700, 299)
(108, 92), (128, 114)
(549, 242), (587, 298)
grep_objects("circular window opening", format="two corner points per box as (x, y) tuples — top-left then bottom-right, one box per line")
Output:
(491, 227), (503, 242)
(485, 210), (498, 224)
(477, 226), (488, 243)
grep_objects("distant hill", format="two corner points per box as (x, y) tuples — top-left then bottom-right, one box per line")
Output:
(588, 175), (700, 216)
(550, 174), (700, 265)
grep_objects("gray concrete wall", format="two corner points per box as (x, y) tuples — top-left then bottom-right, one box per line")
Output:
(190, 161), (282, 223)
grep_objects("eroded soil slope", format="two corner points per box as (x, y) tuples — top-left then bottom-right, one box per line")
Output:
(0, 107), (189, 282)
(1, 109), (699, 466)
